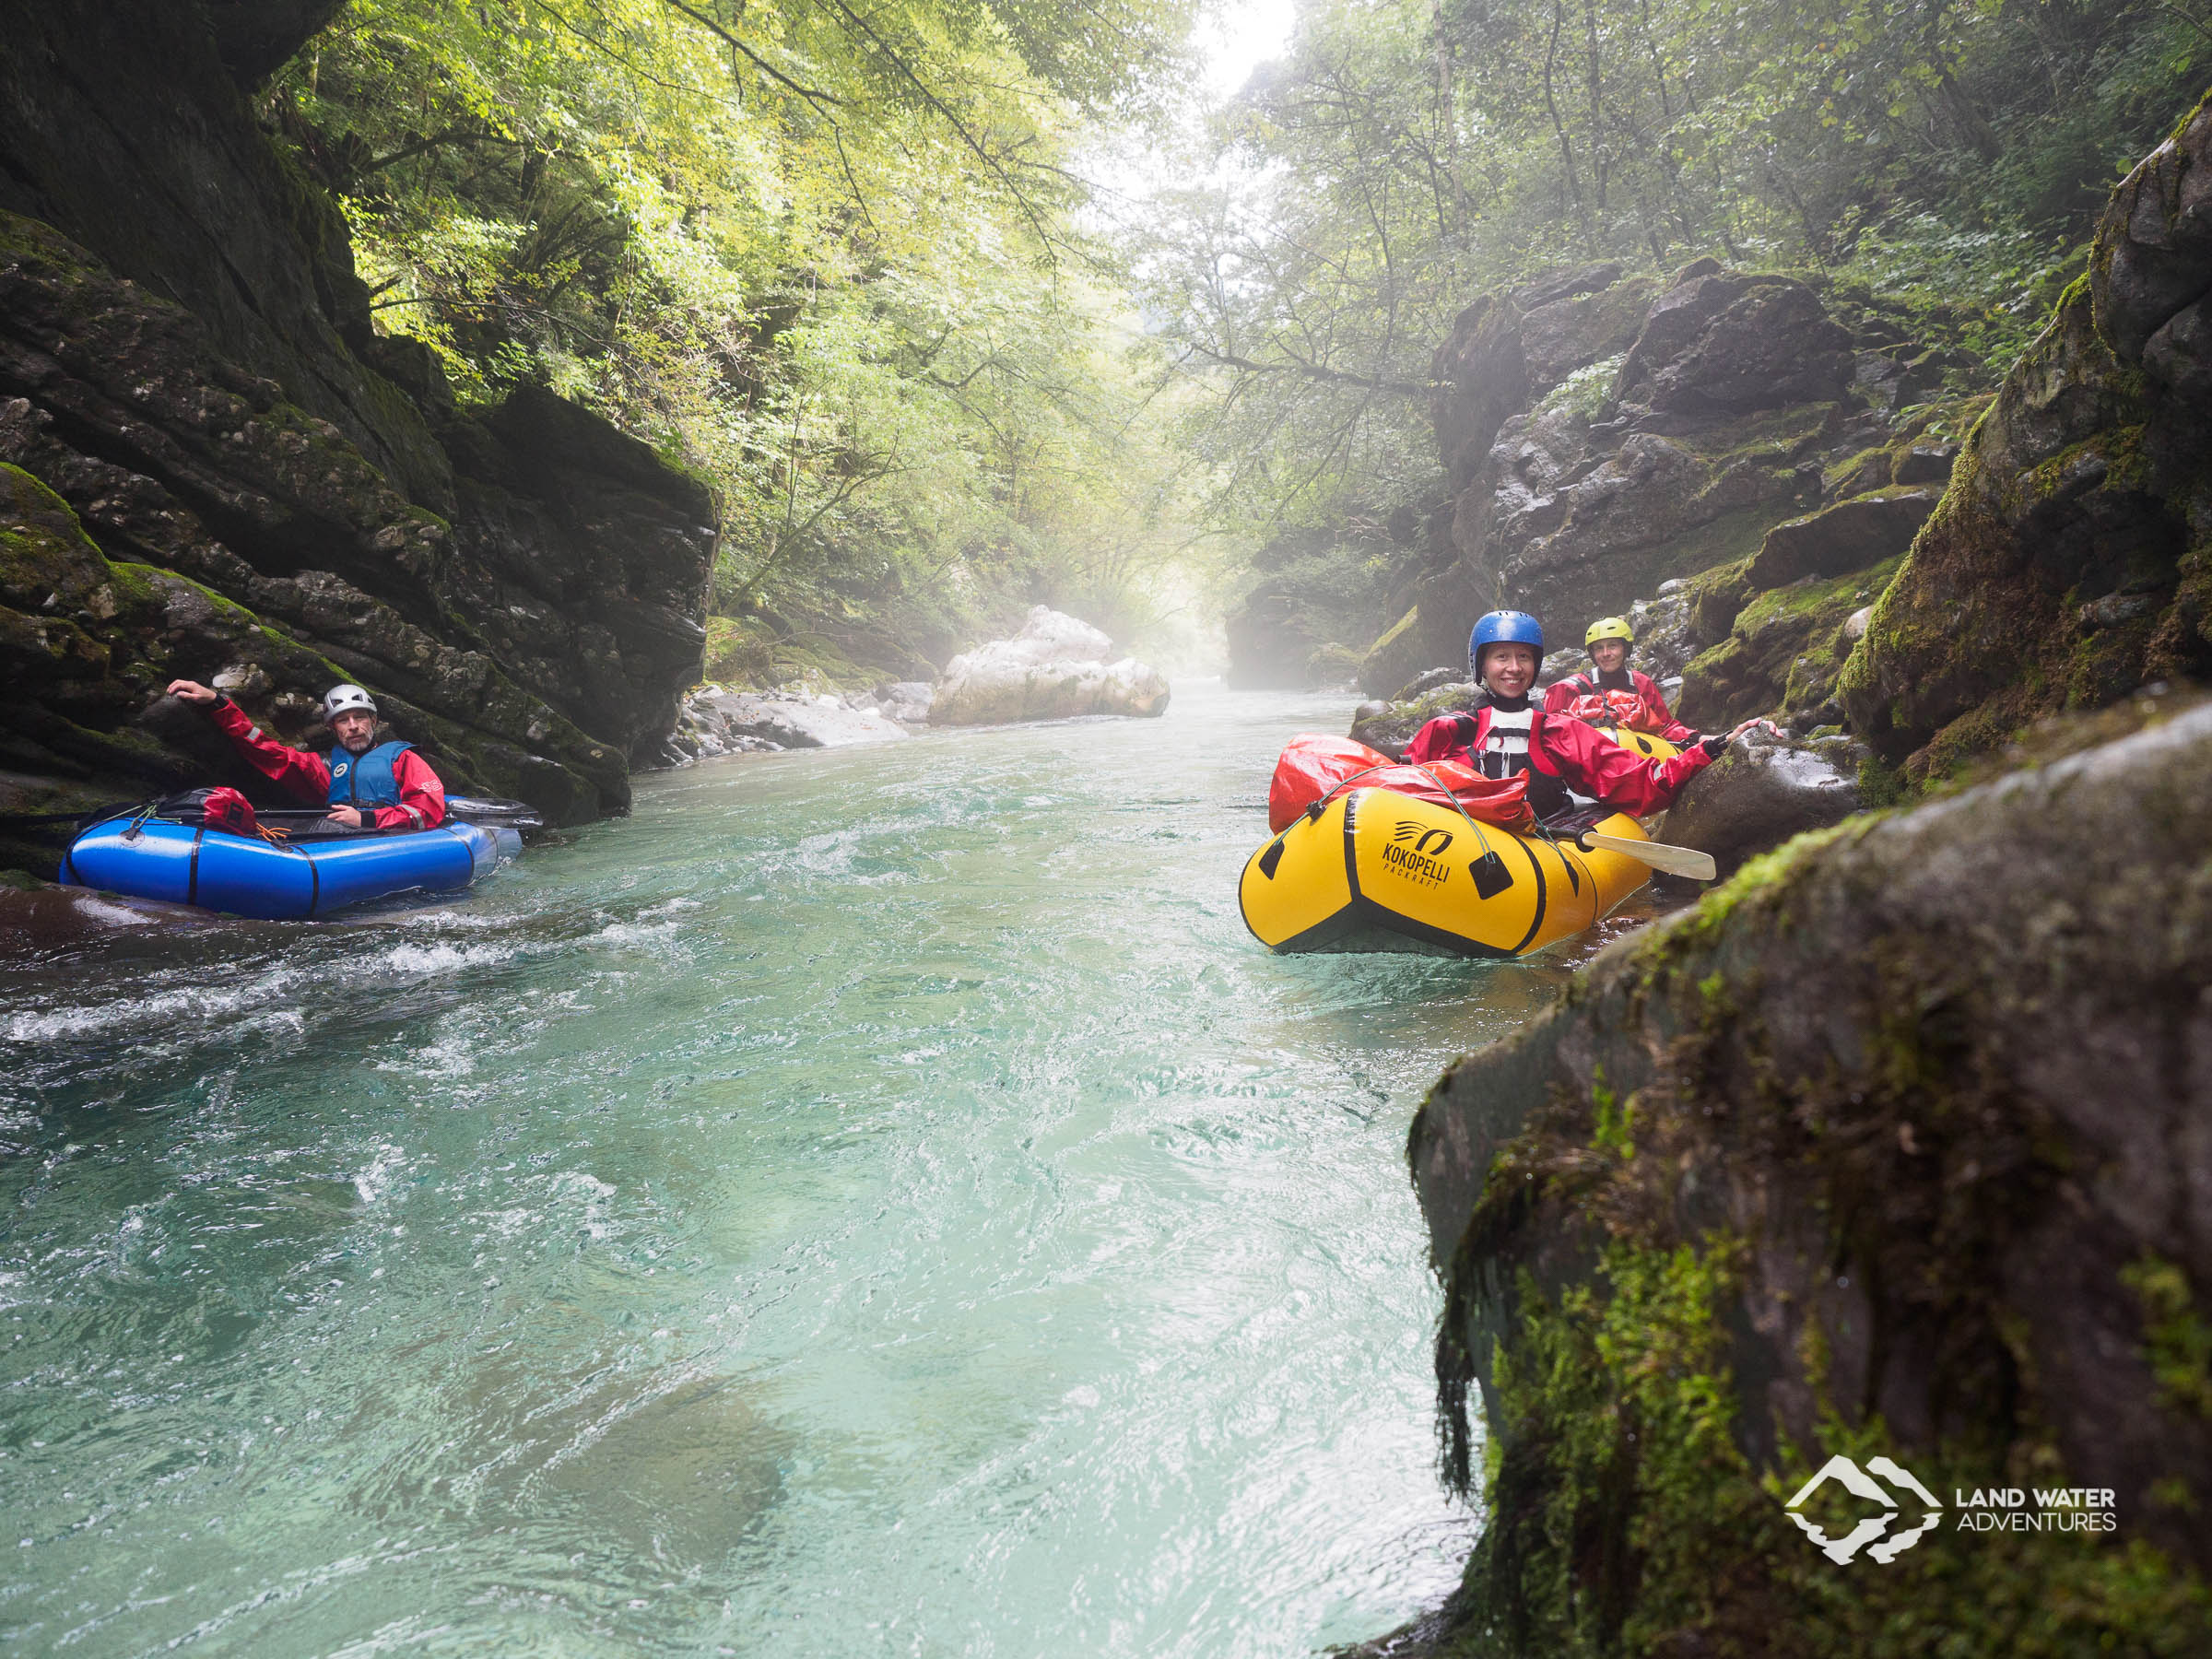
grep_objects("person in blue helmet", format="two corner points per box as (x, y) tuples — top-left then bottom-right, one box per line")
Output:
(1403, 610), (1769, 822)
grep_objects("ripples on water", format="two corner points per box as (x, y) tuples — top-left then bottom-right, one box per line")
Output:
(0, 686), (1668, 1656)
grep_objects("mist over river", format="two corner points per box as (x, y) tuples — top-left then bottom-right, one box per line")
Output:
(0, 686), (1668, 1657)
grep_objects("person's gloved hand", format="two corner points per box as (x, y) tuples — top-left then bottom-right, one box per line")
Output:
(1700, 717), (1780, 758)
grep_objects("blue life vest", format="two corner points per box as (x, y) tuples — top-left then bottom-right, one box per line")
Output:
(327, 740), (414, 807)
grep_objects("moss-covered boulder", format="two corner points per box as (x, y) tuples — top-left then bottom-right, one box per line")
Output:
(1358, 604), (1434, 700)
(1678, 556), (1904, 730)
(1348, 678), (1480, 755)
(1403, 702), (2212, 1654)
(1840, 92), (2212, 782)
(1747, 486), (1938, 589)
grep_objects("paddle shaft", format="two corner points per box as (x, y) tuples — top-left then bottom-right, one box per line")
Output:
(1577, 828), (1718, 882)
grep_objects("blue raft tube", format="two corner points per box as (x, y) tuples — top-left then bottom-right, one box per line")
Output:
(59, 797), (534, 921)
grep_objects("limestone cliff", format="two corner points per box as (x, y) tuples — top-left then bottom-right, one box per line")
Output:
(0, 0), (715, 869)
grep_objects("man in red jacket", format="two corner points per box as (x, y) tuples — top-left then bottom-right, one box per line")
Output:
(1406, 611), (1768, 824)
(1543, 615), (1701, 744)
(164, 678), (447, 830)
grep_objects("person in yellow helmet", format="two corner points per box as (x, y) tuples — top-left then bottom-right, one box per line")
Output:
(1543, 615), (1701, 744)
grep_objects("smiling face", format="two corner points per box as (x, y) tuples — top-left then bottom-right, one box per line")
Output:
(1591, 637), (1630, 674)
(330, 709), (379, 754)
(1477, 641), (1540, 700)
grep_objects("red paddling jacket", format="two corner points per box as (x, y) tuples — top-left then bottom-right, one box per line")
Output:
(207, 698), (447, 830)
(1405, 699), (1714, 819)
(1543, 666), (1699, 745)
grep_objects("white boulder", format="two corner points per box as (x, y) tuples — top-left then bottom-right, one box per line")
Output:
(931, 606), (1171, 724)
(878, 680), (935, 724)
(680, 687), (908, 753)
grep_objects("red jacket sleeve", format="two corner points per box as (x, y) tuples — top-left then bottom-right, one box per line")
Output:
(1542, 677), (1587, 716)
(1538, 712), (1713, 815)
(1404, 712), (1478, 765)
(1633, 673), (1700, 746)
(375, 749), (446, 831)
(209, 699), (331, 805)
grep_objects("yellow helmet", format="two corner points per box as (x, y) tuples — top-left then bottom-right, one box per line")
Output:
(1584, 616), (1634, 648)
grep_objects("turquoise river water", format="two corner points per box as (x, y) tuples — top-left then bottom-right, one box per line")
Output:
(0, 685), (1664, 1657)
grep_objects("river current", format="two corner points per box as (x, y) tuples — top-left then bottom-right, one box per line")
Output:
(0, 686), (1662, 1657)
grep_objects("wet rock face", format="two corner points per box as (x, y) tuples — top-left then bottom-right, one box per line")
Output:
(1614, 271), (1855, 418)
(0, 0), (447, 502)
(0, 2), (716, 856)
(1409, 706), (2212, 1648)
(1374, 265), (1662, 687)
(1841, 92), (2212, 778)
(932, 606), (1170, 724)
(1380, 261), (1987, 703)
(1655, 731), (1862, 879)
(1444, 271), (1878, 647)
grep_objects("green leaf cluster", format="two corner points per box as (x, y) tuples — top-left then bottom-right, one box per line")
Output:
(269, 0), (1213, 677)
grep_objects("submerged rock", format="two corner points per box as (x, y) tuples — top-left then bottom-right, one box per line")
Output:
(1406, 703), (2212, 1650)
(932, 606), (1169, 724)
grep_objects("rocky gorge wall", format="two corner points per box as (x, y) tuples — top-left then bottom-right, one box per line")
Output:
(1374, 93), (2212, 1657)
(1350, 258), (1980, 712)
(1392, 696), (2212, 1656)
(1841, 94), (2212, 782)
(0, 1), (716, 871)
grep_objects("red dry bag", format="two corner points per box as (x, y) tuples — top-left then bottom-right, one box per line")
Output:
(1266, 733), (1535, 834)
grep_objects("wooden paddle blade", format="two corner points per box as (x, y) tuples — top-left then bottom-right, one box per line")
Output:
(1578, 829), (1718, 882)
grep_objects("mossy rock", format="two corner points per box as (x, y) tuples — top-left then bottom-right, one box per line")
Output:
(1684, 553), (1758, 642)
(1306, 641), (1363, 685)
(1347, 678), (1480, 754)
(703, 613), (780, 687)
(1359, 603), (1429, 700)
(1403, 705), (2212, 1653)
(1677, 556), (1902, 729)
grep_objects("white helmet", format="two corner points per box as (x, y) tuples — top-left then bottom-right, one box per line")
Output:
(322, 683), (379, 724)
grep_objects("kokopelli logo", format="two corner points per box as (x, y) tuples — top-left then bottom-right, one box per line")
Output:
(1783, 1455), (1944, 1564)
(1390, 823), (1454, 855)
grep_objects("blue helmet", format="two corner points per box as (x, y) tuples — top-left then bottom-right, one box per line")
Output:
(1468, 609), (1545, 677)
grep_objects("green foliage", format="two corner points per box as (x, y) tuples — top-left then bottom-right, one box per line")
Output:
(2124, 1255), (2212, 1421)
(1136, 0), (2212, 537)
(1534, 355), (1627, 422)
(1856, 750), (1910, 808)
(269, 0), (1209, 670)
